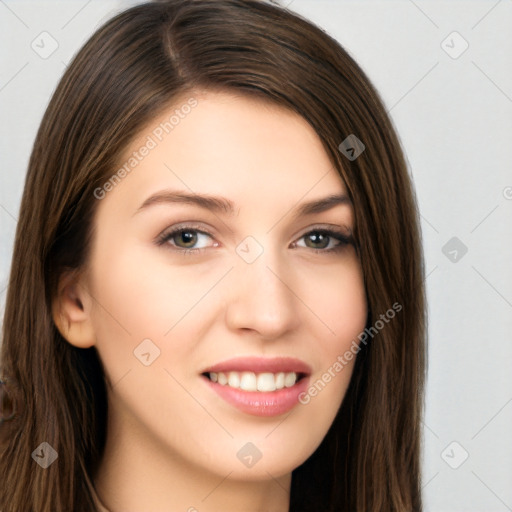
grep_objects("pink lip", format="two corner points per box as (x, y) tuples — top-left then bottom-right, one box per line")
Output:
(201, 356), (312, 375)
(202, 375), (310, 417)
(201, 357), (312, 417)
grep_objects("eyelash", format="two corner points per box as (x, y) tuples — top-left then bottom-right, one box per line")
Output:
(156, 223), (354, 256)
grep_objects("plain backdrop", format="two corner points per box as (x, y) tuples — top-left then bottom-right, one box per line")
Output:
(1, 1), (511, 510)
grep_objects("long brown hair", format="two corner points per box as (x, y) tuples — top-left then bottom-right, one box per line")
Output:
(0, 1), (427, 510)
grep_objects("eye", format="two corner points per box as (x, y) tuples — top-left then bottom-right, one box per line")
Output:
(293, 229), (352, 253)
(156, 224), (217, 254)
(156, 224), (353, 256)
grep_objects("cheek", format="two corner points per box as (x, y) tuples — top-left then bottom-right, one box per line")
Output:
(330, 263), (367, 342)
(309, 257), (367, 347)
(297, 260), (367, 418)
(86, 243), (227, 382)
(89, 241), (190, 335)
(85, 244), (173, 382)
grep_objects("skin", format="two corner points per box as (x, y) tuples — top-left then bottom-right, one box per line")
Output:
(53, 90), (368, 512)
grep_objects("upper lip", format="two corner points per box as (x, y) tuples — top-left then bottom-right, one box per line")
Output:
(201, 356), (312, 375)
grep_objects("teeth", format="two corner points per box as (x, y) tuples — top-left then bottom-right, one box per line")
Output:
(209, 371), (299, 391)
(284, 372), (296, 387)
(275, 372), (285, 390)
(227, 372), (240, 388)
(257, 372), (276, 392)
(240, 371), (257, 390)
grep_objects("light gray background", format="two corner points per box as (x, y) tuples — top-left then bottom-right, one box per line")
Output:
(1, 1), (511, 510)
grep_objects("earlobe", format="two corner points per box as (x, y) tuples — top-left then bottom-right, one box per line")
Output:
(52, 271), (96, 349)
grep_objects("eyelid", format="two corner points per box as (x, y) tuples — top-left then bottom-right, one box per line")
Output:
(294, 223), (352, 239)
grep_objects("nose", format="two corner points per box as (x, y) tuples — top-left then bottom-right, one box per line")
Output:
(223, 249), (301, 340)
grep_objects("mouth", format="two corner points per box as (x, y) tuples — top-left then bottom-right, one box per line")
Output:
(200, 356), (311, 417)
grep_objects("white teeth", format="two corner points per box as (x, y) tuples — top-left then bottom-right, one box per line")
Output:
(284, 372), (296, 388)
(209, 371), (299, 391)
(257, 372), (276, 392)
(275, 372), (285, 390)
(227, 372), (240, 388)
(240, 371), (257, 391)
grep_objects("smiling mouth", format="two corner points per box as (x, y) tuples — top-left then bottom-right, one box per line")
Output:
(201, 371), (307, 392)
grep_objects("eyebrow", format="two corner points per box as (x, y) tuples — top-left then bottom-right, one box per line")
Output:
(133, 190), (351, 217)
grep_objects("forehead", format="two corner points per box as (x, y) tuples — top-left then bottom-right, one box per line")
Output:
(101, 89), (349, 216)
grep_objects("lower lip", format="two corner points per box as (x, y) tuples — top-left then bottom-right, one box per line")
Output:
(202, 375), (310, 417)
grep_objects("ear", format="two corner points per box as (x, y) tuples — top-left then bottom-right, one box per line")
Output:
(52, 269), (96, 348)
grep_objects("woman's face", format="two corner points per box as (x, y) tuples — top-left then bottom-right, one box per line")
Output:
(82, 90), (367, 485)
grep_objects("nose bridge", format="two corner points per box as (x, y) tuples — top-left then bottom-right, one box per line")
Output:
(224, 236), (299, 337)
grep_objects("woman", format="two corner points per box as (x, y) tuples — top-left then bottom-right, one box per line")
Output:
(0, 1), (427, 510)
